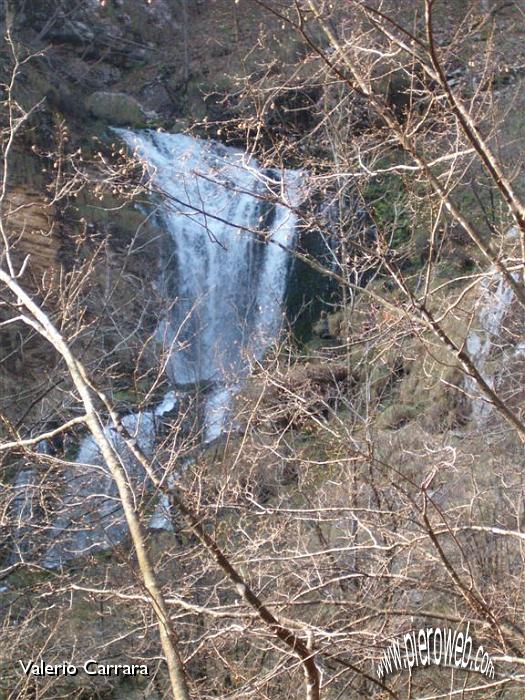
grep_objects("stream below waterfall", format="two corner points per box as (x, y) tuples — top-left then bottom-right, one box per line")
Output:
(38, 131), (301, 566)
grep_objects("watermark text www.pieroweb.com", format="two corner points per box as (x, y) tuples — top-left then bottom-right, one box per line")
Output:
(375, 623), (495, 679)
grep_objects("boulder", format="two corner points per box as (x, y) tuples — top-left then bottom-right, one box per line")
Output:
(140, 83), (172, 113)
(85, 62), (122, 88)
(62, 57), (121, 88)
(47, 19), (95, 44)
(85, 91), (149, 127)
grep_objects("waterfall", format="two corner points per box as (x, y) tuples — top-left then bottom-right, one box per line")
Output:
(466, 271), (515, 424)
(36, 132), (300, 565)
(118, 130), (300, 439)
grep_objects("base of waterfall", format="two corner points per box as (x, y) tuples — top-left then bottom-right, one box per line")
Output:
(18, 381), (240, 568)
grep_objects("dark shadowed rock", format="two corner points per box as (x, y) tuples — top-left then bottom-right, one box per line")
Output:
(47, 19), (95, 44)
(140, 83), (173, 113)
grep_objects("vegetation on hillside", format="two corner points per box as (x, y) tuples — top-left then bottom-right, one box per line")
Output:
(1, 1), (525, 699)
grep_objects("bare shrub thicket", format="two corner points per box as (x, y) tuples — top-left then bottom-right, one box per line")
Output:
(1, 2), (525, 700)
(193, 1), (525, 697)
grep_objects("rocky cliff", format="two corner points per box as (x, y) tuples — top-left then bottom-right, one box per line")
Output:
(0, 0), (293, 422)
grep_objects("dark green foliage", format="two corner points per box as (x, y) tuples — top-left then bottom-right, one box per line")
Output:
(363, 169), (411, 250)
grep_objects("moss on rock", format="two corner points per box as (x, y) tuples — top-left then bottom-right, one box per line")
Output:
(85, 92), (151, 127)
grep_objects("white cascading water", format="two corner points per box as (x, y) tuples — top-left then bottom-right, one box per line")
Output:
(119, 130), (301, 440)
(38, 132), (300, 564)
(43, 392), (178, 567)
(466, 271), (514, 424)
